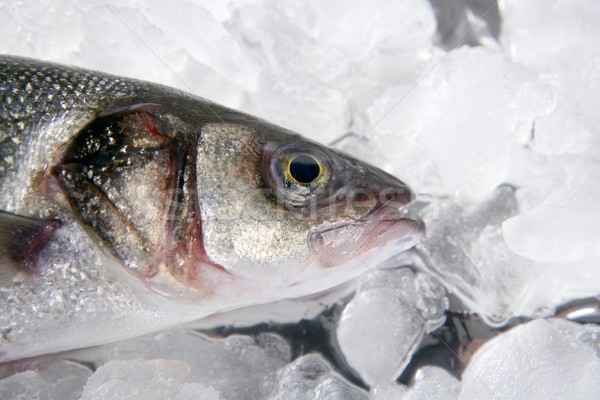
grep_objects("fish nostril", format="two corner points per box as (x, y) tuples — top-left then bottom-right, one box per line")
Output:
(352, 192), (370, 202)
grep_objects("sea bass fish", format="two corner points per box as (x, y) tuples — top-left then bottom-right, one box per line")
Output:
(0, 55), (423, 361)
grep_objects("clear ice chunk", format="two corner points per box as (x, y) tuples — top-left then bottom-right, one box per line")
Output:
(460, 319), (600, 400)
(0, 371), (52, 400)
(0, 359), (92, 400)
(336, 267), (448, 387)
(417, 185), (534, 324)
(268, 353), (368, 400)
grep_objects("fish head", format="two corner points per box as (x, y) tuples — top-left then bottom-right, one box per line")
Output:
(52, 102), (424, 302)
(184, 110), (425, 297)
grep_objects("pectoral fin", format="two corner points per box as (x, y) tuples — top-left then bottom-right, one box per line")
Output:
(0, 210), (61, 275)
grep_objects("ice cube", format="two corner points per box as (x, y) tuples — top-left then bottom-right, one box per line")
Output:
(503, 159), (600, 263)
(460, 319), (600, 400)
(268, 353), (368, 400)
(420, 179), (600, 320)
(0, 371), (52, 400)
(496, 0), (600, 315)
(336, 267), (448, 387)
(35, 359), (91, 400)
(371, 366), (460, 400)
(503, 0), (600, 162)
(256, 332), (293, 363)
(403, 366), (461, 400)
(80, 359), (220, 400)
(371, 383), (407, 400)
(501, 0), (600, 76)
(131, 0), (259, 91)
(0, 358), (92, 400)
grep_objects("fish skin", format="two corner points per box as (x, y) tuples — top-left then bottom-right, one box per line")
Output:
(0, 55), (424, 361)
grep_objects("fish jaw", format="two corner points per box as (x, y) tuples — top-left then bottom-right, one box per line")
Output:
(305, 202), (424, 274)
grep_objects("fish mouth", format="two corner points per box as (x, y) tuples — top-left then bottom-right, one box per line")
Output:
(308, 200), (425, 269)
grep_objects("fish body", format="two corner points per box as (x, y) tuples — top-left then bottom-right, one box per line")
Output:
(0, 55), (423, 361)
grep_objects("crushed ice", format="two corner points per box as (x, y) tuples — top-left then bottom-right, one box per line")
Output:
(1, 0), (600, 399)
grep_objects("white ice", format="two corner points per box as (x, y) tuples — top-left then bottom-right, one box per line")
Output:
(0, 359), (91, 400)
(61, 331), (366, 400)
(0, 0), (255, 106)
(227, 0), (438, 143)
(366, 45), (554, 201)
(460, 319), (600, 399)
(499, 0), (600, 313)
(404, 366), (460, 400)
(371, 366), (460, 400)
(336, 267), (447, 387)
(89, 330), (291, 399)
(0, 371), (52, 400)
(80, 359), (220, 400)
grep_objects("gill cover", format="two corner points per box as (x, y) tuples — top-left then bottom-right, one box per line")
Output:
(51, 104), (224, 298)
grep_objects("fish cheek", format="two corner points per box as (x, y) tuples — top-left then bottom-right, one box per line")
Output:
(196, 123), (314, 284)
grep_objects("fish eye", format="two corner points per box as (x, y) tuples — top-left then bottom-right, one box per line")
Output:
(263, 140), (334, 207)
(287, 154), (322, 185)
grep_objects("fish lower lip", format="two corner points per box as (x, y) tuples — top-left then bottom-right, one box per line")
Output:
(309, 203), (424, 268)
(358, 204), (424, 250)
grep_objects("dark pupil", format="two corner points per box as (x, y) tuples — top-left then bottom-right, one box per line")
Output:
(289, 155), (320, 184)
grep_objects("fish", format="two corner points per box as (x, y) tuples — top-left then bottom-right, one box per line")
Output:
(0, 55), (424, 361)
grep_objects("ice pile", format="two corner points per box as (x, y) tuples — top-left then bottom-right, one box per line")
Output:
(1, 0), (600, 399)
(0, 330), (370, 400)
(499, 0), (600, 314)
(417, 185), (531, 324)
(226, 0), (438, 142)
(363, 0), (600, 322)
(89, 331), (291, 399)
(0, 0), (257, 106)
(80, 360), (219, 400)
